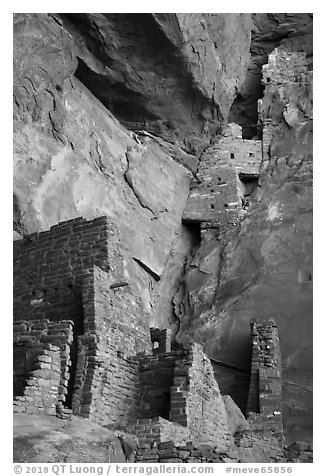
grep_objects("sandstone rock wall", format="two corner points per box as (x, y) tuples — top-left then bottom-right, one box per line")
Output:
(13, 13), (203, 333)
(60, 13), (251, 155)
(175, 34), (313, 443)
(13, 13), (313, 446)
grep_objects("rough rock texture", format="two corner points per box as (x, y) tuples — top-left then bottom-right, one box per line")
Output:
(13, 414), (132, 463)
(13, 13), (197, 329)
(229, 13), (312, 137)
(59, 13), (251, 155)
(222, 395), (250, 437)
(284, 441), (313, 463)
(175, 30), (313, 444)
(13, 12), (313, 448)
(13, 13), (253, 334)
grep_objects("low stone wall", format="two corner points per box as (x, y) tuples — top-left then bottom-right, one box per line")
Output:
(135, 440), (238, 463)
(125, 417), (191, 448)
(13, 343), (61, 416)
(13, 319), (73, 415)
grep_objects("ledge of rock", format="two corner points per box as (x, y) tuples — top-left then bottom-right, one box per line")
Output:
(59, 13), (251, 155)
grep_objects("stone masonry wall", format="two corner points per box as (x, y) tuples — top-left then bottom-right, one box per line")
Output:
(13, 319), (73, 415)
(125, 417), (191, 449)
(115, 343), (232, 452)
(72, 265), (151, 425)
(259, 48), (312, 164)
(262, 48), (308, 86)
(135, 440), (239, 463)
(13, 343), (61, 417)
(170, 343), (230, 449)
(183, 123), (262, 230)
(138, 353), (179, 420)
(150, 328), (172, 355)
(209, 123), (261, 175)
(13, 217), (118, 328)
(13, 216), (153, 420)
(240, 320), (284, 460)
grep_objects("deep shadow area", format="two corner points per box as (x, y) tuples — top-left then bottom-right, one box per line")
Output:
(212, 361), (251, 415)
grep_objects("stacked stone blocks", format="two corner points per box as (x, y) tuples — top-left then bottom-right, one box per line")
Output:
(150, 328), (171, 355)
(135, 440), (238, 463)
(13, 217), (150, 423)
(13, 216), (286, 461)
(72, 264), (151, 425)
(125, 417), (191, 449)
(171, 344), (230, 449)
(262, 49), (308, 86)
(138, 352), (179, 420)
(242, 320), (284, 460)
(183, 123), (262, 230)
(127, 344), (231, 451)
(13, 343), (61, 416)
(13, 217), (116, 325)
(13, 319), (73, 417)
(259, 48), (311, 164)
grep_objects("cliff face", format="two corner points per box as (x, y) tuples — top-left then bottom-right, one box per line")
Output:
(13, 13), (313, 445)
(174, 21), (313, 443)
(60, 13), (251, 156)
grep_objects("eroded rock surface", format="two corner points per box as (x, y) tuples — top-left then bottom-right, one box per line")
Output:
(59, 13), (251, 155)
(175, 37), (313, 443)
(13, 414), (130, 463)
(230, 13), (312, 137)
(13, 13), (196, 325)
(13, 13), (313, 447)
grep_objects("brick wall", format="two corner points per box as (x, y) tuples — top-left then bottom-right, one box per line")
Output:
(13, 331), (73, 419)
(209, 123), (261, 175)
(183, 123), (262, 229)
(138, 352), (179, 419)
(262, 48), (308, 85)
(183, 166), (240, 224)
(125, 417), (191, 449)
(170, 344), (230, 449)
(258, 48), (312, 166)
(13, 217), (119, 327)
(150, 328), (171, 355)
(13, 319), (73, 415)
(72, 265), (151, 425)
(137, 344), (231, 449)
(135, 440), (239, 463)
(108, 343), (233, 451)
(13, 343), (62, 416)
(13, 216), (153, 420)
(243, 320), (284, 459)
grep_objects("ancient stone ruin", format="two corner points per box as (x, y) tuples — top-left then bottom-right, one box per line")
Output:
(13, 13), (312, 464)
(183, 123), (261, 228)
(14, 215), (285, 462)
